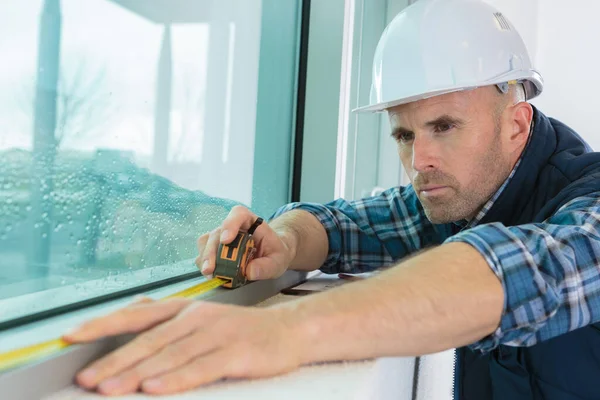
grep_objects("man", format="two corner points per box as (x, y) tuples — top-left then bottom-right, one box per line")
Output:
(64, 0), (600, 398)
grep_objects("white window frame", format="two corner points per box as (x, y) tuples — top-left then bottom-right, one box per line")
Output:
(334, 0), (413, 202)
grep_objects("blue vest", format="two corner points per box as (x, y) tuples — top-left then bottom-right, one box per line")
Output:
(456, 107), (600, 400)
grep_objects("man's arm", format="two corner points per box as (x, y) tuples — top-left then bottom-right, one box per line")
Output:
(280, 242), (503, 360)
(446, 193), (600, 350)
(268, 209), (329, 272)
(270, 186), (444, 275)
(283, 192), (600, 359)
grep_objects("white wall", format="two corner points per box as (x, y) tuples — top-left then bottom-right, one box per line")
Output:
(534, 0), (600, 150)
(484, 0), (600, 150)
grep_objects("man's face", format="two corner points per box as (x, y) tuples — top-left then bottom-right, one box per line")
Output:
(387, 87), (518, 224)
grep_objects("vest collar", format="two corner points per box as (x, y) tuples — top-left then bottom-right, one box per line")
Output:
(479, 106), (557, 226)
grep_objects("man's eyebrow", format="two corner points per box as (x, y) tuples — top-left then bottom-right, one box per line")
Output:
(390, 115), (465, 139)
(424, 114), (465, 128)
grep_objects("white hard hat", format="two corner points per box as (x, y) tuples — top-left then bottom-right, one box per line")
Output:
(354, 0), (544, 113)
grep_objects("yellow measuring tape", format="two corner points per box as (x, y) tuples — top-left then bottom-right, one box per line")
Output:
(0, 277), (228, 373)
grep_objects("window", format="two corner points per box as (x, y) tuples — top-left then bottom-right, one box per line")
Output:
(0, 0), (303, 325)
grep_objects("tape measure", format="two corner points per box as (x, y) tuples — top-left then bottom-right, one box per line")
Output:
(213, 217), (263, 288)
(0, 277), (228, 373)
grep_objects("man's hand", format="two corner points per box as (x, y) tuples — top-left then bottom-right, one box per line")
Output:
(63, 298), (306, 396)
(196, 206), (297, 280)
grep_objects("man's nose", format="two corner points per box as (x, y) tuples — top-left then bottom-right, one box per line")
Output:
(411, 135), (439, 173)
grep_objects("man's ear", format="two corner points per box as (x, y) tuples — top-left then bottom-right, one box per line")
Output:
(509, 101), (533, 148)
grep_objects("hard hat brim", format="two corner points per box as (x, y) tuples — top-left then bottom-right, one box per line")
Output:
(353, 70), (543, 113)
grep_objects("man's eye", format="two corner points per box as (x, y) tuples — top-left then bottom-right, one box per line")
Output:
(396, 132), (414, 143)
(435, 123), (454, 133)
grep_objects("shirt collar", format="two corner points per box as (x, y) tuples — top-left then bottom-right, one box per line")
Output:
(454, 158), (522, 229)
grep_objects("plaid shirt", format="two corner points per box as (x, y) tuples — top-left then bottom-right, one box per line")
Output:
(271, 168), (600, 352)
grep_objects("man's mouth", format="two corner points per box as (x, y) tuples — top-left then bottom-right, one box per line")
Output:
(417, 185), (449, 197)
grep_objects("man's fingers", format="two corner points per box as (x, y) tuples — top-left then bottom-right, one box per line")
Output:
(198, 229), (221, 275)
(115, 326), (225, 393)
(96, 303), (231, 394)
(220, 206), (260, 244)
(76, 305), (197, 391)
(140, 350), (232, 394)
(63, 298), (191, 343)
(140, 342), (293, 395)
(196, 206), (274, 277)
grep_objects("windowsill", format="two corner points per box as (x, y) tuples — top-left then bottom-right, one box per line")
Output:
(45, 357), (419, 400)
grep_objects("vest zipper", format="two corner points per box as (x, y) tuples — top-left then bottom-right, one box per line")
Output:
(453, 348), (460, 400)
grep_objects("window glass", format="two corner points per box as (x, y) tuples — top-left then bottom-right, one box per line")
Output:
(0, 0), (301, 323)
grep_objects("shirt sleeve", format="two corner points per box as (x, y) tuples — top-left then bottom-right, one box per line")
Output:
(445, 192), (600, 352)
(269, 186), (447, 274)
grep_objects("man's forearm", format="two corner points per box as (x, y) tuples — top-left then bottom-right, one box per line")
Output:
(278, 242), (504, 361)
(269, 210), (329, 272)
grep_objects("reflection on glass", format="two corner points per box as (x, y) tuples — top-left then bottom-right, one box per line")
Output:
(0, 0), (297, 321)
